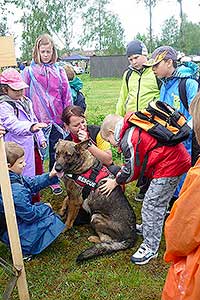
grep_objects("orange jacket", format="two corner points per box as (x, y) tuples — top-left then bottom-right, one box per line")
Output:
(162, 158), (200, 300)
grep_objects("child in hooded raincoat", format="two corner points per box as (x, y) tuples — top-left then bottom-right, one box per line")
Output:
(0, 142), (65, 258)
(145, 46), (199, 200)
(0, 68), (47, 181)
(22, 33), (72, 195)
(162, 92), (200, 300)
(64, 64), (86, 112)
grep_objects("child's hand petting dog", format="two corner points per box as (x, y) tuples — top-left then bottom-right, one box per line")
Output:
(99, 178), (118, 196)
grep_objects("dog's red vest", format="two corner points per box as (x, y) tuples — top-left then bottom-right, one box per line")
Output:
(72, 165), (111, 190)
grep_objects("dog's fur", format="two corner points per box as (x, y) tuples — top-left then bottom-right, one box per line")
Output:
(55, 139), (136, 262)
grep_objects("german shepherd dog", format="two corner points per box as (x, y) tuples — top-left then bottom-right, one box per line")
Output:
(55, 139), (136, 262)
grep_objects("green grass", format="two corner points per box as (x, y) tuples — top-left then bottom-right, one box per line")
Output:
(0, 75), (168, 299)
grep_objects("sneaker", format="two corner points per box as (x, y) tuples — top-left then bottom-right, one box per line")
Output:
(136, 223), (143, 236)
(134, 193), (145, 202)
(50, 184), (63, 195)
(23, 254), (33, 262)
(130, 243), (158, 265)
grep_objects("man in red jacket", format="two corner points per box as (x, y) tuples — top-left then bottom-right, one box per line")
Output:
(99, 114), (191, 265)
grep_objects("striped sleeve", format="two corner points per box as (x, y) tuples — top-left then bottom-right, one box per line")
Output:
(116, 127), (136, 184)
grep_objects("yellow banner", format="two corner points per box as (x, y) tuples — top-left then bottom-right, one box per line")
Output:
(0, 36), (17, 67)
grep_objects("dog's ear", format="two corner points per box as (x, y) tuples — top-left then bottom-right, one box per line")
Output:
(54, 139), (65, 150)
(54, 138), (62, 150)
(74, 140), (90, 153)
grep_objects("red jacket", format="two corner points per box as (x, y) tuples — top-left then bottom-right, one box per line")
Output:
(115, 113), (191, 185)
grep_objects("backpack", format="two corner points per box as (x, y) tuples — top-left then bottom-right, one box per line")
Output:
(128, 100), (191, 187)
(178, 77), (200, 111)
(0, 100), (19, 135)
(74, 90), (87, 112)
(178, 76), (200, 165)
(4, 101), (19, 117)
(128, 100), (190, 146)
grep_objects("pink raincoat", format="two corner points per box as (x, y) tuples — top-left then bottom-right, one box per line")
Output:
(22, 61), (72, 125)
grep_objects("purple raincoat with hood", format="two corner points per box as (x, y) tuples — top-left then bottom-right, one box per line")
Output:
(0, 95), (46, 177)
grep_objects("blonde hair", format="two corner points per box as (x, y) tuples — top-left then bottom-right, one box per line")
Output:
(189, 91), (200, 145)
(32, 33), (57, 64)
(100, 114), (123, 140)
(64, 64), (75, 81)
(5, 142), (24, 166)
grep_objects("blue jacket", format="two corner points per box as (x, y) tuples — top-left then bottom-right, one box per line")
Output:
(160, 62), (199, 156)
(0, 172), (65, 255)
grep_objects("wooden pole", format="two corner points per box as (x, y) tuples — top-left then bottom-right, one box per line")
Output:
(0, 137), (30, 300)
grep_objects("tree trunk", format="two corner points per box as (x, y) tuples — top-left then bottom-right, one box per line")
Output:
(149, 3), (152, 53)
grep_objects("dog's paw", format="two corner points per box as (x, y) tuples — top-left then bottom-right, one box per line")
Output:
(88, 235), (100, 243)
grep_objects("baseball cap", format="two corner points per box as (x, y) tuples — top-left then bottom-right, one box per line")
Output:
(0, 68), (29, 90)
(144, 46), (178, 67)
(126, 40), (148, 57)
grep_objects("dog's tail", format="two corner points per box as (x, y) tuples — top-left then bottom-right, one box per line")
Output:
(76, 239), (134, 262)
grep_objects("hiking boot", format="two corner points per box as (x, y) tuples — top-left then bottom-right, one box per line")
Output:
(134, 192), (145, 202)
(50, 184), (63, 195)
(130, 243), (158, 265)
(136, 224), (143, 236)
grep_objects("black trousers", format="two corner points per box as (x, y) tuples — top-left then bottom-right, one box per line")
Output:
(49, 125), (63, 171)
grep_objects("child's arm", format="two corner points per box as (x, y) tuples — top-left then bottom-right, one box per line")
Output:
(0, 103), (46, 136)
(114, 130), (136, 184)
(23, 172), (59, 195)
(12, 186), (54, 223)
(99, 129), (136, 195)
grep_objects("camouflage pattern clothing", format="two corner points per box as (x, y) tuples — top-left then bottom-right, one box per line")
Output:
(142, 176), (181, 253)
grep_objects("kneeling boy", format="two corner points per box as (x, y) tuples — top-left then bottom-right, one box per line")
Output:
(0, 142), (65, 259)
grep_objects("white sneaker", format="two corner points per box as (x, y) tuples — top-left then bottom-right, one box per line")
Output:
(136, 224), (143, 236)
(130, 243), (158, 265)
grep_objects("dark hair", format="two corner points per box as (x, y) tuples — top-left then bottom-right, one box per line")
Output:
(163, 59), (177, 68)
(0, 84), (8, 95)
(61, 105), (85, 125)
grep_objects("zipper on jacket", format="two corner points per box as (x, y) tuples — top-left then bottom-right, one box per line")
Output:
(137, 76), (141, 111)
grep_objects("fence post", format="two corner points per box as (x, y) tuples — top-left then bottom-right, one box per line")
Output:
(0, 138), (30, 300)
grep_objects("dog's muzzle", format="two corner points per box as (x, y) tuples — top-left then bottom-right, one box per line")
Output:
(55, 163), (64, 172)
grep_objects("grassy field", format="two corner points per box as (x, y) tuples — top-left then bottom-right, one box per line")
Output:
(0, 74), (168, 299)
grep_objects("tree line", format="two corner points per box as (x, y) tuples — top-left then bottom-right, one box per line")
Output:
(0, 0), (200, 60)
